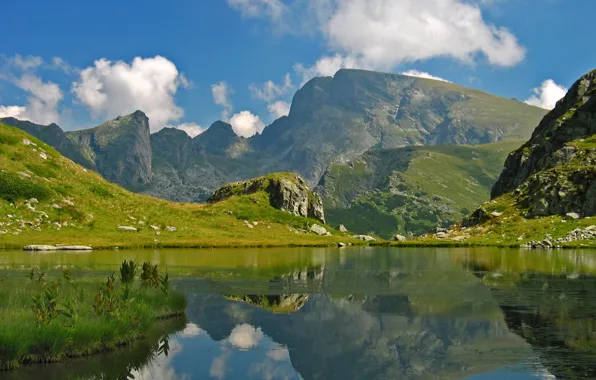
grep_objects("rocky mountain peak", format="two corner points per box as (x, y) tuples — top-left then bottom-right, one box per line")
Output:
(490, 69), (596, 218)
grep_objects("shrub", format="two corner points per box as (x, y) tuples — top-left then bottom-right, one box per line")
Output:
(0, 172), (52, 202)
(120, 260), (137, 286)
(0, 132), (20, 145)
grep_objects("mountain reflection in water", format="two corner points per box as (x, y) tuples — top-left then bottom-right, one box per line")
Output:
(2, 247), (595, 380)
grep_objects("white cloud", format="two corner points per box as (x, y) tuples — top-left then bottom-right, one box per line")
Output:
(226, 0), (286, 21)
(266, 346), (290, 361)
(227, 323), (264, 349)
(249, 73), (293, 102)
(7, 54), (44, 71)
(401, 70), (450, 82)
(178, 322), (204, 337)
(229, 110), (265, 137)
(267, 100), (291, 118)
(51, 57), (79, 75)
(524, 79), (568, 110)
(72, 56), (186, 131)
(230, 0), (525, 73)
(0, 74), (63, 125)
(294, 53), (368, 85)
(168, 122), (206, 138)
(323, 0), (525, 68)
(0, 105), (27, 119)
(211, 81), (234, 120)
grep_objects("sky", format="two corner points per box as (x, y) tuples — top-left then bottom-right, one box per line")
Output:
(0, 0), (593, 138)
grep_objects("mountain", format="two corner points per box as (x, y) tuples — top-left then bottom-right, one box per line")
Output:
(491, 69), (596, 217)
(65, 110), (152, 190)
(428, 69), (596, 247)
(1, 69), (547, 204)
(0, 122), (341, 249)
(316, 140), (522, 238)
(250, 69), (546, 186)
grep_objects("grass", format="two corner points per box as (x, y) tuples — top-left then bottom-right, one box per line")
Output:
(323, 140), (523, 238)
(0, 264), (185, 370)
(0, 123), (356, 249)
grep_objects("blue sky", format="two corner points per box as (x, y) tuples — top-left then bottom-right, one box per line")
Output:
(0, 0), (593, 137)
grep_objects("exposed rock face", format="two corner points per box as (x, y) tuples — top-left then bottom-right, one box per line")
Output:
(65, 110), (152, 190)
(208, 173), (326, 224)
(491, 69), (596, 217)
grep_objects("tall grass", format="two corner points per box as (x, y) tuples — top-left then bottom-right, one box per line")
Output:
(0, 264), (185, 371)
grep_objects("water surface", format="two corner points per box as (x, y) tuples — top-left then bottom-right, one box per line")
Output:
(2, 247), (595, 379)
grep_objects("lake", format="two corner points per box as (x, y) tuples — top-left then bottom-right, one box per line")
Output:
(1, 247), (595, 379)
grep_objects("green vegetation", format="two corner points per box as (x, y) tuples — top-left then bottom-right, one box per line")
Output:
(322, 140), (523, 238)
(0, 123), (352, 249)
(0, 262), (185, 370)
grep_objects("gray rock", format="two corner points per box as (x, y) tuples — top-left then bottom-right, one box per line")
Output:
(117, 226), (138, 232)
(56, 245), (93, 251)
(165, 226), (177, 232)
(393, 234), (407, 242)
(339, 224), (349, 233)
(338, 242), (346, 247)
(208, 173), (326, 224)
(353, 235), (376, 242)
(150, 225), (160, 230)
(310, 224), (331, 236)
(28, 198), (39, 204)
(566, 212), (581, 220)
(23, 245), (57, 251)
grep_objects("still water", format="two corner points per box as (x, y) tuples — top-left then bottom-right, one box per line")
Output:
(1, 247), (595, 380)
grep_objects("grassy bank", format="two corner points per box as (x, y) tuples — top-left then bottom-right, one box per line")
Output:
(0, 123), (353, 249)
(0, 262), (185, 370)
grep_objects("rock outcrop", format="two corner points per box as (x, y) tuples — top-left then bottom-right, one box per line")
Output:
(491, 69), (596, 218)
(208, 173), (326, 224)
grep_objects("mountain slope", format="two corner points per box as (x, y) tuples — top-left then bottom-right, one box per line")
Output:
(428, 69), (596, 247)
(0, 123), (343, 249)
(316, 140), (522, 238)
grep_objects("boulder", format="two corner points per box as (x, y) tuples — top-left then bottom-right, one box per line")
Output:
(393, 234), (407, 242)
(566, 212), (581, 220)
(339, 224), (349, 233)
(338, 242), (346, 248)
(353, 235), (376, 242)
(117, 226), (138, 232)
(165, 226), (177, 232)
(56, 245), (93, 251)
(23, 245), (57, 251)
(310, 224), (331, 236)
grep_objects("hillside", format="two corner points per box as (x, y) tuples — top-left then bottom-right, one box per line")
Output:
(0, 123), (346, 249)
(316, 140), (522, 238)
(1, 69), (547, 203)
(427, 69), (596, 247)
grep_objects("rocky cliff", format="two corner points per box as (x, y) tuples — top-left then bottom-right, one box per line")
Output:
(491, 69), (596, 217)
(65, 110), (152, 190)
(208, 172), (325, 223)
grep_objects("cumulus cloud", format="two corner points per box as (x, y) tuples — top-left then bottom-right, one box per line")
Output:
(0, 105), (27, 119)
(230, 0), (526, 74)
(168, 122), (206, 138)
(72, 56), (187, 131)
(8, 54), (44, 71)
(524, 79), (568, 110)
(228, 324), (264, 349)
(401, 70), (450, 82)
(211, 81), (234, 120)
(229, 110), (265, 137)
(322, 0), (525, 68)
(267, 100), (291, 118)
(294, 53), (368, 85)
(0, 74), (63, 124)
(249, 73), (293, 102)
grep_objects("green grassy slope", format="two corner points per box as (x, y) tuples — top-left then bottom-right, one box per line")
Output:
(319, 140), (523, 238)
(0, 123), (349, 249)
